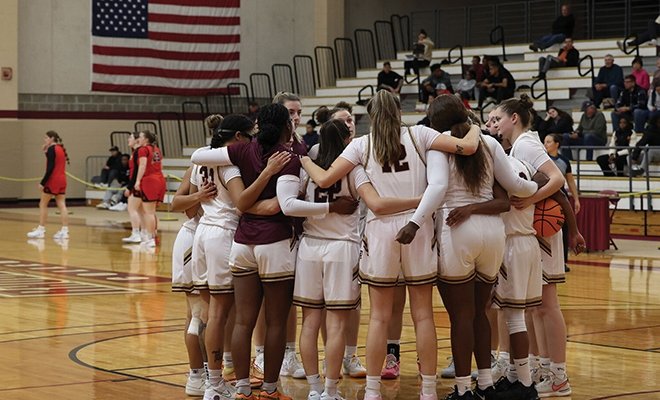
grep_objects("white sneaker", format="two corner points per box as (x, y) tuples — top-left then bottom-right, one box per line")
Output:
(53, 228), (69, 240)
(440, 357), (455, 379)
(321, 392), (345, 400)
(185, 372), (206, 396)
(203, 382), (235, 400)
(536, 371), (571, 397)
(342, 355), (367, 378)
(122, 232), (142, 243)
(96, 202), (110, 209)
(532, 366), (550, 384)
(280, 349), (306, 378)
(109, 202), (128, 211)
(491, 357), (508, 381)
(308, 390), (322, 400)
(142, 238), (156, 248)
(251, 352), (265, 380)
(27, 226), (45, 239)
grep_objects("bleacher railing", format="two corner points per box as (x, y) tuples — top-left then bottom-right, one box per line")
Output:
(354, 29), (377, 70)
(334, 38), (357, 79)
(134, 122), (157, 138)
(315, 46), (337, 89)
(577, 55), (595, 83)
(110, 131), (132, 155)
(447, 45), (464, 71)
(157, 112), (183, 157)
(374, 20), (397, 61)
(530, 77), (549, 112)
(85, 156), (108, 184)
(293, 55), (317, 97)
(272, 64), (296, 95)
(490, 25), (507, 62)
(181, 101), (206, 147)
(249, 73), (273, 105)
(390, 14), (410, 52)
(620, 34), (640, 57)
(227, 82), (250, 114)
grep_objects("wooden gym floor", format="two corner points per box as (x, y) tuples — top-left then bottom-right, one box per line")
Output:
(0, 207), (658, 400)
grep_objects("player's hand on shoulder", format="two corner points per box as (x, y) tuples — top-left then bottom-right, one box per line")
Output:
(264, 151), (291, 176)
(329, 196), (359, 215)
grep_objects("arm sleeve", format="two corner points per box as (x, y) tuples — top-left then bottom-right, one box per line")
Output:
(489, 137), (538, 197)
(276, 175), (329, 217)
(190, 146), (233, 166)
(41, 146), (55, 186)
(409, 150), (449, 227)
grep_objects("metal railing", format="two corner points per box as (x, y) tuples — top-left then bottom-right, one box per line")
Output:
(157, 112), (183, 157)
(134, 121), (157, 137)
(530, 77), (549, 112)
(204, 92), (229, 116)
(272, 64), (295, 94)
(110, 131), (132, 154)
(181, 101), (206, 147)
(490, 25), (507, 62)
(447, 45), (464, 69)
(334, 38), (357, 79)
(577, 54), (595, 83)
(620, 34), (640, 57)
(357, 85), (375, 106)
(85, 156), (108, 183)
(390, 14), (410, 52)
(227, 82), (250, 114)
(374, 20), (397, 60)
(354, 29), (377, 70)
(314, 46), (337, 89)
(249, 73), (273, 104)
(293, 55), (316, 97)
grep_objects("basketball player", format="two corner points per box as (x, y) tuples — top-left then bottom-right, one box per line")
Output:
(27, 131), (70, 240)
(122, 133), (143, 243)
(134, 131), (166, 247)
(301, 91), (484, 400)
(398, 95), (538, 400)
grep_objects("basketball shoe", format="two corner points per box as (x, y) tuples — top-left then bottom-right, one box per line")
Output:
(185, 370), (206, 396)
(256, 390), (292, 400)
(122, 230), (141, 243)
(493, 381), (539, 400)
(251, 354), (265, 380)
(536, 372), (571, 397)
(321, 392), (345, 400)
(203, 381), (236, 400)
(443, 386), (475, 399)
(27, 226), (45, 239)
(280, 350), (305, 378)
(380, 354), (400, 379)
(441, 357), (456, 379)
(342, 355), (367, 378)
(53, 227), (69, 240)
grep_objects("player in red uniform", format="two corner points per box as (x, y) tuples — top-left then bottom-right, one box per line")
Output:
(122, 132), (144, 244)
(27, 130), (70, 240)
(134, 130), (166, 247)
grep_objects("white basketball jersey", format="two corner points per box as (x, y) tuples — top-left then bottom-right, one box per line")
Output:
(443, 137), (495, 208)
(302, 169), (361, 243)
(502, 156), (537, 236)
(190, 164), (240, 230)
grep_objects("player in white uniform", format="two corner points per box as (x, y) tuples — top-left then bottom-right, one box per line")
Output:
(302, 91), (485, 400)
(397, 95), (538, 400)
(494, 95), (575, 398)
(171, 165), (215, 397)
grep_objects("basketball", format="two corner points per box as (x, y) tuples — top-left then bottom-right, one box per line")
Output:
(533, 198), (565, 237)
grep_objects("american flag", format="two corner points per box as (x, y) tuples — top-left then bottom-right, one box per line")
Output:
(91, 0), (240, 96)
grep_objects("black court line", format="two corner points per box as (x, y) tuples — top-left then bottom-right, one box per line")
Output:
(0, 317), (184, 336)
(0, 323), (182, 344)
(68, 328), (185, 389)
(567, 323), (660, 339)
(591, 389), (660, 399)
(0, 377), (136, 392)
(113, 361), (189, 372)
(568, 339), (657, 353)
(558, 293), (660, 307)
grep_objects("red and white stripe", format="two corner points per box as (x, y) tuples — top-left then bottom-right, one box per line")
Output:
(92, 0), (240, 96)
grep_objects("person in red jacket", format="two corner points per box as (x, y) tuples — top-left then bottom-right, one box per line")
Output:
(134, 130), (166, 247)
(27, 130), (70, 240)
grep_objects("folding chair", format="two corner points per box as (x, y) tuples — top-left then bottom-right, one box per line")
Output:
(598, 190), (620, 250)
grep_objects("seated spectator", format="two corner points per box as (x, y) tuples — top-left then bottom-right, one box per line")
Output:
(535, 37), (580, 79)
(631, 113), (660, 174)
(631, 57), (650, 91)
(469, 56), (485, 83)
(611, 74), (649, 133)
(477, 60), (515, 108)
(538, 106), (574, 144)
(456, 70), (477, 107)
(597, 117), (633, 177)
(303, 119), (319, 150)
(530, 108), (544, 133)
(377, 61), (403, 94)
(421, 63), (452, 104)
(617, 15), (660, 51)
(648, 78), (660, 120)
(96, 153), (130, 209)
(654, 58), (660, 83)
(529, 4), (575, 52)
(97, 146), (122, 187)
(246, 101), (260, 122)
(566, 100), (607, 161)
(592, 55), (624, 108)
(404, 29), (434, 80)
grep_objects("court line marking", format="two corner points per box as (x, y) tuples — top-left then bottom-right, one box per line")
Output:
(0, 317), (185, 336)
(113, 361), (188, 372)
(0, 323), (182, 344)
(590, 389), (660, 399)
(0, 377), (137, 392)
(568, 339), (660, 354)
(567, 323), (660, 339)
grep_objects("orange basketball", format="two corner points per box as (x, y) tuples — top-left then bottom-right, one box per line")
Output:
(533, 198), (565, 237)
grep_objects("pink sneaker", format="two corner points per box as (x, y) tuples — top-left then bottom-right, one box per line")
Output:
(380, 354), (400, 379)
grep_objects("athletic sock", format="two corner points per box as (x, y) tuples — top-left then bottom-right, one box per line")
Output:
(306, 374), (323, 393)
(208, 369), (222, 387)
(515, 357), (532, 387)
(365, 375), (381, 396)
(236, 378), (251, 396)
(421, 374), (437, 396)
(507, 363), (518, 383)
(386, 340), (400, 360)
(285, 342), (296, 352)
(540, 357), (551, 370)
(256, 345), (265, 355)
(530, 354), (540, 370)
(477, 369), (493, 389)
(344, 345), (357, 359)
(325, 378), (339, 396)
(190, 368), (202, 378)
(262, 381), (277, 394)
(498, 351), (510, 363)
(455, 376), (471, 395)
(550, 362), (567, 380)
(223, 352), (233, 368)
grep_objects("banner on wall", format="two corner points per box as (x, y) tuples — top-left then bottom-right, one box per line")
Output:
(91, 0), (240, 96)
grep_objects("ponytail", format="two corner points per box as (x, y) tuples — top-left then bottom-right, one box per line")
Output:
(497, 94), (534, 128)
(256, 103), (291, 154)
(46, 130), (70, 164)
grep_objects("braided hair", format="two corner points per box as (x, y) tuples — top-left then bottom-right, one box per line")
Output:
(46, 130), (70, 164)
(256, 103), (291, 154)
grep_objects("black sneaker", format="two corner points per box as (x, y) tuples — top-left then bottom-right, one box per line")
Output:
(494, 380), (539, 400)
(473, 385), (496, 400)
(493, 376), (514, 393)
(444, 386), (475, 399)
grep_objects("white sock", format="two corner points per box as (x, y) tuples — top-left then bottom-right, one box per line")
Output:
(344, 345), (357, 359)
(223, 352), (233, 368)
(37, 225), (45, 230)
(507, 363), (518, 383)
(190, 368), (202, 378)
(325, 378), (339, 396)
(498, 351), (510, 363)
(365, 375), (381, 396)
(208, 369), (223, 387)
(455, 376), (471, 395)
(306, 374), (323, 393)
(256, 345), (265, 355)
(515, 357), (532, 387)
(421, 374), (437, 396)
(60, 226), (68, 232)
(285, 342), (296, 352)
(530, 355), (540, 369)
(262, 381), (277, 394)
(477, 369), (493, 389)
(550, 362), (567, 379)
(132, 228), (139, 235)
(540, 357), (551, 369)
(236, 378), (251, 395)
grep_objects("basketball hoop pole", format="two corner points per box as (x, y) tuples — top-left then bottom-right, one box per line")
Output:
(160, 174), (178, 222)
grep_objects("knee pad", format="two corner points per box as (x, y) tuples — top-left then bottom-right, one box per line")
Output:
(503, 308), (527, 335)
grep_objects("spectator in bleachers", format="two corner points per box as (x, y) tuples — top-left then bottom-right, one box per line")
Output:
(529, 4), (575, 52)
(631, 113), (660, 174)
(96, 153), (130, 210)
(617, 15), (660, 51)
(631, 57), (650, 92)
(477, 60), (515, 108)
(530, 108), (544, 133)
(611, 74), (649, 133)
(303, 119), (319, 151)
(648, 78), (660, 121)
(377, 61), (403, 94)
(97, 146), (122, 187)
(535, 37), (580, 79)
(597, 116), (633, 177)
(456, 70), (477, 107)
(569, 100), (607, 161)
(538, 106), (574, 144)
(247, 101), (260, 122)
(469, 56), (485, 83)
(654, 58), (660, 82)
(592, 54), (624, 108)
(420, 63), (452, 104)
(403, 29), (434, 80)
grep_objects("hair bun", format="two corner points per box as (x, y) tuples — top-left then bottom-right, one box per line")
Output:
(519, 94), (534, 110)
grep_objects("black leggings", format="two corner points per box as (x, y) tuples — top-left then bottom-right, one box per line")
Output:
(404, 59), (430, 76)
(629, 19), (660, 46)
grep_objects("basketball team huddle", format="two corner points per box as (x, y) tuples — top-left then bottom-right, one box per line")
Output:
(170, 90), (586, 400)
